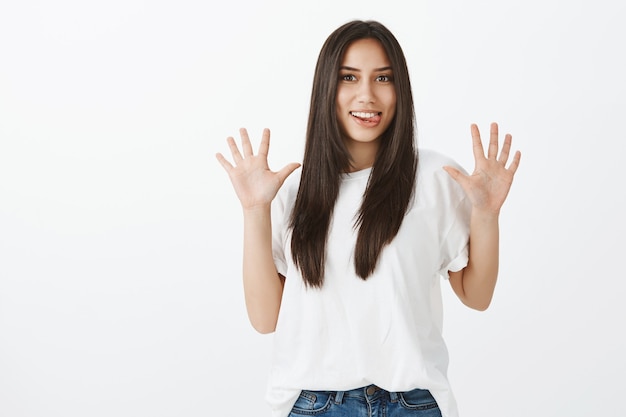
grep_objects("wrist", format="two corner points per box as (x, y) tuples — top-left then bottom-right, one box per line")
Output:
(242, 204), (272, 217)
(471, 207), (500, 223)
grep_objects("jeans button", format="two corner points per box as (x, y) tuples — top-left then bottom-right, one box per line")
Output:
(366, 385), (377, 395)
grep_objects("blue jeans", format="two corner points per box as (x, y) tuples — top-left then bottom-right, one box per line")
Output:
(288, 385), (442, 417)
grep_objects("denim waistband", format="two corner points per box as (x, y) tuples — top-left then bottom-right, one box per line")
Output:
(329, 385), (399, 404)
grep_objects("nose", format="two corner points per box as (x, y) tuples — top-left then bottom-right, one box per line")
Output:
(356, 79), (375, 104)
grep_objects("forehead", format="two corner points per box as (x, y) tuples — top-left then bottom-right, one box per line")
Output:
(341, 38), (391, 68)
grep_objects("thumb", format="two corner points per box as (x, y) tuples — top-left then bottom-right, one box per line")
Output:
(276, 162), (301, 184)
(442, 165), (464, 185)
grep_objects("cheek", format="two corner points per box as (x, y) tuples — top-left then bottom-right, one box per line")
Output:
(335, 96), (348, 131)
(385, 89), (397, 109)
(386, 93), (397, 121)
(335, 88), (351, 111)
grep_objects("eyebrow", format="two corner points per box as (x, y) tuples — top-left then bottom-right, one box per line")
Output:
(339, 66), (393, 72)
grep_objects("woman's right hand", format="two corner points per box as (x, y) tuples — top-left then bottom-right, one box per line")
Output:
(216, 128), (301, 210)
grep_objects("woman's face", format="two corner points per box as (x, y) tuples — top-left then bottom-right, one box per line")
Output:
(335, 38), (396, 168)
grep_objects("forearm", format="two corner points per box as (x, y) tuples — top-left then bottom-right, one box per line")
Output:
(242, 206), (284, 334)
(457, 209), (500, 310)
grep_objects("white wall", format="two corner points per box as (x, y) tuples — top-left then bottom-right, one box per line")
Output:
(1, 1), (624, 416)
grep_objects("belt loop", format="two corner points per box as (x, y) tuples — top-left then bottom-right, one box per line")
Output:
(334, 391), (345, 404)
(389, 391), (398, 402)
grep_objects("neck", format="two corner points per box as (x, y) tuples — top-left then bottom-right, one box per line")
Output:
(345, 141), (379, 172)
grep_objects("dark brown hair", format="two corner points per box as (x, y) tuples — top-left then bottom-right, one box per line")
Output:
(290, 20), (418, 288)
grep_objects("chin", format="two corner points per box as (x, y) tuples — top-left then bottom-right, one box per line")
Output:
(353, 132), (383, 143)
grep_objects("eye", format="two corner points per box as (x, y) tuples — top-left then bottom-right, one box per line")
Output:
(376, 74), (392, 82)
(340, 74), (357, 82)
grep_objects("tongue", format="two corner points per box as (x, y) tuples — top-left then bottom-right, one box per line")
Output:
(358, 114), (381, 123)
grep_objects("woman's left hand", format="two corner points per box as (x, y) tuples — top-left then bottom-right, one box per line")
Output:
(444, 122), (521, 215)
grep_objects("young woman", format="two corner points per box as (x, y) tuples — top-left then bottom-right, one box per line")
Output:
(216, 20), (520, 417)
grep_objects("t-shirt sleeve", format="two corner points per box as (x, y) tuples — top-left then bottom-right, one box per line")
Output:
(438, 195), (472, 279)
(435, 158), (472, 280)
(271, 188), (289, 277)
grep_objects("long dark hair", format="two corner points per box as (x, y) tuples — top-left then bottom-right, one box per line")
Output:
(290, 20), (418, 288)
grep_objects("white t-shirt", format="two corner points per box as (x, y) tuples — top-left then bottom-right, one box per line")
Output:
(268, 149), (471, 417)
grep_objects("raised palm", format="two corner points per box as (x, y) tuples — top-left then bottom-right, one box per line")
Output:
(216, 128), (301, 210)
(444, 123), (521, 214)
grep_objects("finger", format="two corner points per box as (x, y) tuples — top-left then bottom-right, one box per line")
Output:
(276, 162), (302, 184)
(488, 122), (499, 160)
(258, 128), (270, 157)
(239, 128), (254, 157)
(498, 133), (513, 165)
(470, 124), (486, 162)
(507, 150), (522, 175)
(215, 152), (234, 172)
(226, 136), (244, 164)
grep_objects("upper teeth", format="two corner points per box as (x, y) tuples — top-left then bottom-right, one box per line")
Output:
(351, 111), (377, 118)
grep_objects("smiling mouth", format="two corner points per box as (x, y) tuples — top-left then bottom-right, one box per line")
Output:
(350, 111), (382, 126)
(350, 111), (381, 119)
